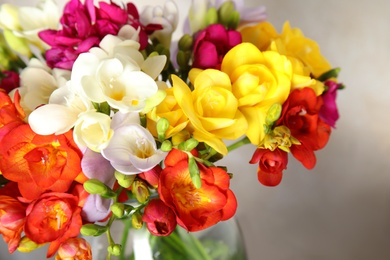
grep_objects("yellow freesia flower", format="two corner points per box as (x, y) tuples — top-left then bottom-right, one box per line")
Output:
(146, 87), (189, 139)
(221, 42), (292, 146)
(171, 70), (247, 155)
(240, 21), (332, 78)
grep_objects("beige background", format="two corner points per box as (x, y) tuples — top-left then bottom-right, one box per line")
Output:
(1, 0), (389, 259)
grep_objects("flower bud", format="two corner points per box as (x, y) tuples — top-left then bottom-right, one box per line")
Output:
(132, 211), (144, 229)
(80, 224), (108, 237)
(132, 179), (150, 204)
(83, 179), (116, 198)
(161, 140), (172, 152)
(176, 50), (191, 68)
(178, 34), (193, 51)
(107, 244), (122, 256)
(265, 103), (282, 125)
(171, 130), (190, 146)
(183, 138), (199, 151)
(56, 238), (92, 260)
(188, 156), (201, 189)
(157, 117), (170, 141)
(205, 7), (218, 26)
(17, 236), (43, 253)
(115, 171), (136, 188)
(218, 1), (240, 29)
(111, 202), (125, 218)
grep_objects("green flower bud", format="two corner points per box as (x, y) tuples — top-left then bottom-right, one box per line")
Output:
(132, 180), (150, 204)
(80, 224), (108, 237)
(83, 179), (116, 198)
(157, 117), (170, 141)
(188, 156), (201, 189)
(177, 50), (191, 68)
(178, 34), (193, 51)
(205, 7), (218, 26)
(108, 244), (122, 256)
(265, 103), (282, 125)
(111, 203), (125, 218)
(17, 236), (44, 253)
(183, 138), (199, 151)
(317, 67), (341, 82)
(161, 140), (172, 152)
(131, 211), (143, 229)
(115, 171), (136, 188)
(226, 11), (240, 29)
(218, 1), (235, 25)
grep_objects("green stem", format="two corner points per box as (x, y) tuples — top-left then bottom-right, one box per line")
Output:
(226, 136), (251, 152)
(119, 218), (132, 260)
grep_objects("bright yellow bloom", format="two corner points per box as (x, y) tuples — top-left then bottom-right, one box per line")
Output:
(240, 21), (331, 95)
(171, 69), (247, 155)
(221, 42), (292, 146)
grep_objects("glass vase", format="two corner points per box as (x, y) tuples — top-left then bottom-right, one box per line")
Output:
(86, 218), (247, 260)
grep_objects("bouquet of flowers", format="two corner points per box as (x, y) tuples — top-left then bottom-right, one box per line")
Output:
(0, 0), (344, 259)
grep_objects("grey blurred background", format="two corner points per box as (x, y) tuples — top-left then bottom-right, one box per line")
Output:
(0, 0), (389, 259)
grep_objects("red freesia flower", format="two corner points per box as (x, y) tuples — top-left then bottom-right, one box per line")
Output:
(250, 148), (288, 186)
(0, 195), (27, 253)
(192, 24), (242, 70)
(0, 90), (25, 143)
(158, 149), (237, 232)
(138, 164), (162, 188)
(0, 124), (83, 200)
(142, 198), (177, 236)
(277, 87), (331, 169)
(319, 80), (341, 128)
(0, 71), (20, 94)
(24, 192), (83, 258)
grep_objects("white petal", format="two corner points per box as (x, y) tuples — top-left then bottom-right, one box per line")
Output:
(28, 104), (79, 135)
(142, 55), (167, 80)
(111, 111), (140, 130)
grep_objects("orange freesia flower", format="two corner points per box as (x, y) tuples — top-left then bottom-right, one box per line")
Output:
(0, 195), (26, 253)
(158, 149), (237, 232)
(55, 237), (92, 260)
(24, 192), (83, 258)
(0, 90), (25, 142)
(0, 124), (83, 200)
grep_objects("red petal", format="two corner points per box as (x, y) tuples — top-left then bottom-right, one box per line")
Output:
(291, 144), (317, 169)
(257, 169), (283, 186)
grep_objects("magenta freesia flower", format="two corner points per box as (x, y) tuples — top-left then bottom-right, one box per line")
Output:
(192, 24), (242, 70)
(319, 80), (341, 128)
(39, 0), (162, 69)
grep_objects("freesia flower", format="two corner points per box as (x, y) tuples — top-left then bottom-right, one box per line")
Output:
(158, 149), (237, 232)
(71, 34), (167, 113)
(101, 123), (167, 175)
(24, 192), (83, 258)
(192, 23), (242, 70)
(73, 111), (113, 152)
(172, 69), (247, 155)
(142, 198), (177, 236)
(0, 70), (19, 93)
(319, 80), (341, 128)
(221, 42), (292, 146)
(250, 148), (288, 186)
(17, 58), (70, 117)
(276, 87), (331, 169)
(0, 195), (26, 253)
(55, 237), (92, 260)
(140, 0), (179, 48)
(0, 90), (25, 142)
(0, 125), (83, 200)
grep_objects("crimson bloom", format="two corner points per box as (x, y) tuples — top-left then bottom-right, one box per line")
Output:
(24, 192), (83, 258)
(0, 71), (20, 94)
(192, 24), (242, 70)
(142, 198), (177, 236)
(0, 195), (27, 253)
(158, 149), (237, 232)
(277, 87), (331, 169)
(250, 148), (288, 186)
(0, 124), (83, 200)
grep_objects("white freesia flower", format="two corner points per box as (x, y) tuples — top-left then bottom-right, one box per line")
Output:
(71, 33), (167, 113)
(140, 0), (179, 48)
(15, 58), (70, 117)
(101, 123), (167, 175)
(28, 82), (92, 135)
(186, 0), (210, 34)
(0, 0), (60, 51)
(74, 111), (114, 152)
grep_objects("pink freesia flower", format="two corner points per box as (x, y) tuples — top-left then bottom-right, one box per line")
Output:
(0, 71), (20, 93)
(319, 80), (341, 128)
(39, 0), (162, 69)
(192, 24), (242, 70)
